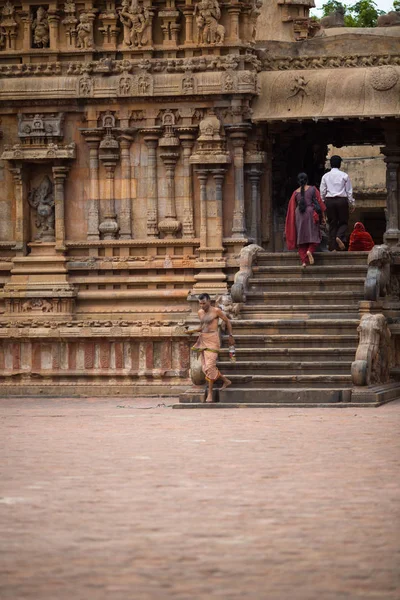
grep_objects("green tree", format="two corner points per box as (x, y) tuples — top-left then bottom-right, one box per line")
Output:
(320, 0), (384, 27)
(392, 0), (400, 10)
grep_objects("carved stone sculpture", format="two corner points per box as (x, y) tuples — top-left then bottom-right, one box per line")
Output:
(119, 0), (150, 47)
(351, 314), (392, 386)
(76, 13), (94, 49)
(320, 7), (345, 28)
(0, 1), (18, 51)
(377, 11), (400, 27)
(215, 294), (240, 330)
(32, 6), (50, 48)
(231, 244), (263, 303)
(28, 176), (55, 242)
(250, 0), (262, 42)
(194, 0), (225, 45)
(364, 244), (391, 301)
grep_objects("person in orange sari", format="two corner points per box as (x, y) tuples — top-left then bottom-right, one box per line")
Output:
(285, 173), (327, 267)
(348, 222), (375, 252)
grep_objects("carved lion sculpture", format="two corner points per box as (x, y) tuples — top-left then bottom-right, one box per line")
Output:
(320, 7), (345, 28)
(365, 244), (391, 301)
(377, 11), (400, 27)
(215, 294), (240, 330)
(351, 314), (392, 386)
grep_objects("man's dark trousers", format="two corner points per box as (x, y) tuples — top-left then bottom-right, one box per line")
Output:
(325, 196), (349, 251)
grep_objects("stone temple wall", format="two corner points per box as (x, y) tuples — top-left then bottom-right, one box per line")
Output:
(0, 0), (268, 395)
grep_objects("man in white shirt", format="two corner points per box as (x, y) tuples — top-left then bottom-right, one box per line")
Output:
(320, 155), (355, 251)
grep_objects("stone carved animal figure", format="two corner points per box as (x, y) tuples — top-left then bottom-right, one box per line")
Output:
(351, 314), (391, 386)
(320, 7), (345, 28)
(28, 176), (55, 241)
(364, 244), (391, 301)
(195, 0), (225, 44)
(377, 11), (400, 27)
(215, 294), (240, 330)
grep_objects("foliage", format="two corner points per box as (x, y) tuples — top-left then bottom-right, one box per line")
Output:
(320, 0), (384, 27)
(392, 0), (400, 10)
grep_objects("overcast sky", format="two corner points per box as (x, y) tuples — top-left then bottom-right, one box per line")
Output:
(311, 0), (396, 16)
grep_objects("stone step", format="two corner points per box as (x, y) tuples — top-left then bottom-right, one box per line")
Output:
(252, 265), (367, 279)
(222, 334), (358, 348)
(249, 277), (365, 292)
(217, 360), (352, 375)
(217, 387), (352, 404)
(240, 305), (359, 319)
(231, 319), (358, 335)
(256, 251), (368, 266)
(245, 290), (364, 306)
(217, 373), (352, 388)
(218, 347), (357, 361)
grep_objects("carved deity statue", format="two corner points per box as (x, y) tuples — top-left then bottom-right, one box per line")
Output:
(28, 176), (55, 241)
(194, 0), (225, 45)
(250, 0), (262, 42)
(32, 6), (50, 48)
(118, 0), (150, 47)
(76, 13), (93, 49)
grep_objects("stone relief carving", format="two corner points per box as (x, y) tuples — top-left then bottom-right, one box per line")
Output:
(76, 13), (94, 49)
(22, 299), (54, 313)
(118, 74), (135, 96)
(369, 66), (399, 91)
(194, 0), (225, 45)
(119, 0), (151, 48)
(0, 1), (18, 51)
(249, 0), (262, 42)
(18, 113), (64, 141)
(28, 176), (55, 242)
(288, 75), (309, 99)
(351, 314), (392, 386)
(78, 74), (93, 97)
(261, 54), (400, 72)
(32, 6), (50, 48)
(138, 73), (153, 95)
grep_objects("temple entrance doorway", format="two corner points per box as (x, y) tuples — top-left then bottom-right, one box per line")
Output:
(266, 119), (389, 251)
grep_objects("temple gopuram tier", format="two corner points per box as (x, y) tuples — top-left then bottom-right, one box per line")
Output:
(0, 0), (399, 401)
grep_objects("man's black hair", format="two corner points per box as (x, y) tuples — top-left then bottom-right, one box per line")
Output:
(198, 293), (210, 301)
(330, 155), (342, 169)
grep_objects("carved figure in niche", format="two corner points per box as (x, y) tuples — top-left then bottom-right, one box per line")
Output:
(22, 298), (53, 313)
(118, 75), (133, 95)
(119, 0), (150, 47)
(182, 72), (194, 94)
(32, 6), (50, 48)
(250, 0), (262, 42)
(28, 176), (55, 241)
(138, 74), (150, 94)
(194, 0), (225, 45)
(76, 13), (93, 49)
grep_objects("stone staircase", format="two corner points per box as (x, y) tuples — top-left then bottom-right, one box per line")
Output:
(216, 251), (368, 406)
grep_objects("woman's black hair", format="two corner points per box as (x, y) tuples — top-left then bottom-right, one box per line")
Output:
(297, 172), (308, 213)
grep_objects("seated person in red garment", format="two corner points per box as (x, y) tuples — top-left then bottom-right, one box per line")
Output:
(348, 222), (375, 252)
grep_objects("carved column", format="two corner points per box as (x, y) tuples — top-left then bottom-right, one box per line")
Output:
(48, 10), (60, 48)
(228, 125), (251, 239)
(382, 132), (400, 246)
(99, 130), (120, 240)
(197, 169), (208, 248)
(212, 169), (225, 249)
(158, 152), (181, 238)
(52, 165), (69, 251)
(9, 164), (27, 255)
(228, 5), (241, 41)
(81, 130), (102, 241)
(142, 129), (161, 238)
(247, 165), (263, 244)
(119, 131), (135, 239)
(20, 11), (32, 51)
(178, 129), (196, 238)
(182, 5), (194, 44)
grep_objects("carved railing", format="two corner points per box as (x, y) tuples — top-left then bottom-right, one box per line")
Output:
(364, 244), (394, 301)
(231, 244), (263, 303)
(351, 313), (392, 386)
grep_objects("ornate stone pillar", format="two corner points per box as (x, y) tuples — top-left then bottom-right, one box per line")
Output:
(99, 131), (120, 240)
(197, 169), (208, 248)
(158, 152), (181, 238)
(52, 165), (69, 251)
(228, 124), (251, 239)
(81, 130), (102, 240)
(142, 129), (161, 238)
(247, 165), (263, 244)
(182, 5), (194, 44)
(212, 169), (225, 249)
(9, 164), (27, 255)
(382, 132), (400, 246)
(119, 131), (135, 239)
(178, 129), (196, 238)
(48, 9), (60, 48)
(20, 11), (32, 51)
(228, 5), (241, 41)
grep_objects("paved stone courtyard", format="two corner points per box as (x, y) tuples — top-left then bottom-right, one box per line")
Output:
(1, 398), (400, 600)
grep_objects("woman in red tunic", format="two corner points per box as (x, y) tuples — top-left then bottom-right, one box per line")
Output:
(285, 173), (327, 267)
(348, 222), (375, 252)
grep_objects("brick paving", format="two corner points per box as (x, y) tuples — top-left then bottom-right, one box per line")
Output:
(1, 398), (400, 600)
